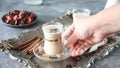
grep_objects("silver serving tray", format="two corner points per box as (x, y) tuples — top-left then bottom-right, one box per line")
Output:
(0, 15), (120, 68)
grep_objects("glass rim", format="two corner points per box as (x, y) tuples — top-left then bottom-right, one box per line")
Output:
(42, 22), (63, 29)
(72, 8), (91, 16)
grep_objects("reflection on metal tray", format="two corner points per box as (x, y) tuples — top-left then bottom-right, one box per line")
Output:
(0, 15), (120, 68)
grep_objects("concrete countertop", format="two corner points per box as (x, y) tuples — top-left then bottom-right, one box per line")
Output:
(0, 0), (120, 68)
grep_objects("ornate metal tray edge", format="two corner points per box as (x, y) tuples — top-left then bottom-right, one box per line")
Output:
(0, 15), (120, 68)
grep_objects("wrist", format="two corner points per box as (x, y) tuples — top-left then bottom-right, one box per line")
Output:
(90, 14), (111, 35)
(93, 12), (120, 35)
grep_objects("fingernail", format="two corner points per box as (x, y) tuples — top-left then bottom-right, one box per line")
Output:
(63, 40), (68, 46)
(79, 49), (84, 55)
(65, 45), (70, 48)
(65, 45), (71, 48)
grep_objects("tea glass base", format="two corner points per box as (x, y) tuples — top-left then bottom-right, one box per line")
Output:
(33, 43), (70, 62)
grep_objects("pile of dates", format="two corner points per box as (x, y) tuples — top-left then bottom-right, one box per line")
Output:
(3, 10), (36, 25)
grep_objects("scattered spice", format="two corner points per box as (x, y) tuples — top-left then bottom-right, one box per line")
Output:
(107, 34), (116, 43)
(42, 54), (49, 59)
(56, 53), (64, 58)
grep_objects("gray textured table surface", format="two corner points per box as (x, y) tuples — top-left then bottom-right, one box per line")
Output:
(0, 0), (120, 68)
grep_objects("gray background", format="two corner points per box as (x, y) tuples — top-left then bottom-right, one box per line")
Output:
(0, 0), (120, 68)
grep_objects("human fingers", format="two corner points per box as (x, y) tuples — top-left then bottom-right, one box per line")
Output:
(70, 40), (84, 56)
(65, 31), (79, 48)
(70, 43), (81, 57)
(62, 24), (74, 40)
(73, 35), (105, 56)
(71, 40), (92, 56)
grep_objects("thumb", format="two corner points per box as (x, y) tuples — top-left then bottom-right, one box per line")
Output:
(65, 31), (78, 48)
(62, 24), (74, 40)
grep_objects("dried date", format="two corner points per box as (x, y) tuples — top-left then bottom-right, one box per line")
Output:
(3, 10), (36, 25)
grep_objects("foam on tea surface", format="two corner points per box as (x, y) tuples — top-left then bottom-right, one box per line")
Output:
(43, 25), (61, 33)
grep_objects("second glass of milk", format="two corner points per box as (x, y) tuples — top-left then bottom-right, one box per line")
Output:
(72, 8), (91, 22)
(42, 22), (63, 57)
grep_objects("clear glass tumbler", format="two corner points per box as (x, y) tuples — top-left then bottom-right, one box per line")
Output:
(72, 8), (91, 22)
(42, 22), (63, 57)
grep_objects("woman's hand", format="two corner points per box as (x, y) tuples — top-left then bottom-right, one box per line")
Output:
(62, 3), (120, 57)
(62, 16), (107, 57)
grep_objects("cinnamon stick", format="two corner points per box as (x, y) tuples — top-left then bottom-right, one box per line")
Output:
(23, 38), (41, 54)
(37, 39), (44, 45)
(15, 35), (38, 50)
(27, 39), (44, 54)
(17, 40), (35, 50)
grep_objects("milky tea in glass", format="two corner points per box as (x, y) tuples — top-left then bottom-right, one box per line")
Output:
(72, 8), (90, 22)
(42, 22), (63, 57)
